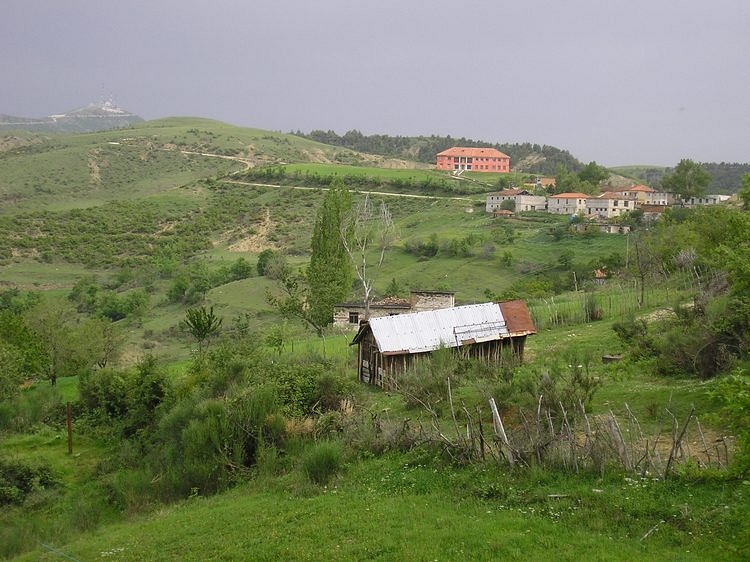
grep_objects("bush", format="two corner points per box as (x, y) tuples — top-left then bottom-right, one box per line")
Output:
(712, 368), (750, 477)
(0, 457), (58, 505)
(302, 440), (343, 485)
(78, 368), (129, 418)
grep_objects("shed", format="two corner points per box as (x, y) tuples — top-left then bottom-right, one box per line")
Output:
(350, 300), (536, 387)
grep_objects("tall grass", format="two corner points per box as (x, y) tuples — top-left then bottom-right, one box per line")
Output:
(528, 279), (692, 330)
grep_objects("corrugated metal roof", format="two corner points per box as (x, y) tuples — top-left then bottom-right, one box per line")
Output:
(499, 300), (537, 336)
(367, 302), (509, 355)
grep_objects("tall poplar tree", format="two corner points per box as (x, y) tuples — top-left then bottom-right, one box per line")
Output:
(307, 178), (354, 327)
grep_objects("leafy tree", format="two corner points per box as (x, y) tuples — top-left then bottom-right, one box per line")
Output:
(184, 306), (223, 358)
(578, 161), (609, 185)
(499, 199), (516, 212)
(256, 249), (277, 276)
(24, 299), (92, 385)
(554, 164), (581, 194)
(0, 343), (25, 402)
(78, 317), (126, 369)
(307, 178), (354, 327)
(0, 310), (46, 376)
(661, 159), (711, 200)
(738, 173), (750, 210)
(228, 257), (254, 281)
(266, 269), (325, 336)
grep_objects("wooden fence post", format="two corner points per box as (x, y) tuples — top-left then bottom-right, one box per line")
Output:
(66, 402), (73, 455)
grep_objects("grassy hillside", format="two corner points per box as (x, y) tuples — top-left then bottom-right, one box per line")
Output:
(1, 120), (748, 560)
(5, 321), (747, 561)
(0, 118), (632, 363)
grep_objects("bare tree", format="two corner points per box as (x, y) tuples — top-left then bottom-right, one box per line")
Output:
(341, 194), (396, 320)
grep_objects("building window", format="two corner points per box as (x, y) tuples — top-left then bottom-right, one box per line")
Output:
(348, 312), (359, 324)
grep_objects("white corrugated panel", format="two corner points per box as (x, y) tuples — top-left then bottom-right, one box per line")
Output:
(369, 302), (509, 354)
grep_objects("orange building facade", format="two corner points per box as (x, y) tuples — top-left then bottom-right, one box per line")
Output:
(436, 147), (511, 173)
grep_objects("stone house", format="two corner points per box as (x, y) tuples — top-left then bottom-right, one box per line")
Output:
(333, 290), (455, 328)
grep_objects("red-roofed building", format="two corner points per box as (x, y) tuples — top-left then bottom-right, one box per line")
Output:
(436, 147), (510, 173)
(586, 192), (637, 219)
(547, 192), (590, 215)
(603, 184), (678, 206)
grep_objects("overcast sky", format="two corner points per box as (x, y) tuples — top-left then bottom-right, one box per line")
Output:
(2, 0), (749, 166)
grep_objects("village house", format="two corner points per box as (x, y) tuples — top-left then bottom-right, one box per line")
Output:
(603, 185), (676, 206)
(333, 290), (455, 328)
(436, 147), (510, 173)
(681, 194), (730, 207)
(483, 182), (726, 231)
(547, 192), (590, 215)
(585, 192), (636, 219)
(486, 189), (547, 213)
(351, 300), (536, 388)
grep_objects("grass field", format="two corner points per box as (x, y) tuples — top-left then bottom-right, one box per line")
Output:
(6, 320), (746, 561)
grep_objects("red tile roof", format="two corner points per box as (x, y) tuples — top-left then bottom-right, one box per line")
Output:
(549, 192), (590, 199)
(603, 184), (655, 193)
(596, 192), (637, 200)
(437, 147), (510, 159)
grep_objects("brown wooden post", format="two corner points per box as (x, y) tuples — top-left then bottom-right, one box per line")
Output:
(66, 402), (73, 455)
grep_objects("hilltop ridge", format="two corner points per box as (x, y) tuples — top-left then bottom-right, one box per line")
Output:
(0, 100), (143, 133)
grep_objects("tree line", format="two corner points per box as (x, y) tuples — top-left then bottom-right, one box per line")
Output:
(294, 129), (584, 176)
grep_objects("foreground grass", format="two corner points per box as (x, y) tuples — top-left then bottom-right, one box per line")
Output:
(13, 453), (748, 562)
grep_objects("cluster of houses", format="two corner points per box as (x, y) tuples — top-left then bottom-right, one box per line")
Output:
(433, 146), (727, 223)
(486, 184), (729, 223)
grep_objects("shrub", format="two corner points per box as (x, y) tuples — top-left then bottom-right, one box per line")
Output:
(712, 368), (750, 477)
(302, 440), (343, 485)
(78, 368), (129, 418)
(0, 457), (59, 505)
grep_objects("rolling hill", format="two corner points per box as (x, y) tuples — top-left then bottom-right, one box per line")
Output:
(0, 101), (143, 134)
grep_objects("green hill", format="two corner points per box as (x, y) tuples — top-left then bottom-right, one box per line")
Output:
(1, 118), (748, 561)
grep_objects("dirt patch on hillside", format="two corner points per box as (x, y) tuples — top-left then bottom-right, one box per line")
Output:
(227, 207), (276, 253)
(0, 135), (45, 152)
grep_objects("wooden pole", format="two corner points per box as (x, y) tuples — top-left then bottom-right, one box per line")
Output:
(66, 402), (73, 455)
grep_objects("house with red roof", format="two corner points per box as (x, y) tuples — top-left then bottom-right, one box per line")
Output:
(586, 192), (637, 219)
(603, 184), (676, 206)
(436, 147), (510, 173)
(547, 192), (590, 215)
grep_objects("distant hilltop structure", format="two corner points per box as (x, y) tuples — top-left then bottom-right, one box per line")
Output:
(436, 146), (511, 174)
(0, 100), (143, 133)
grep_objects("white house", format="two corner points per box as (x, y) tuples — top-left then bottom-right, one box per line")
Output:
(547, 192), (590, 215)
(586, 193), (636, 219)
(486, 189), (546, 213)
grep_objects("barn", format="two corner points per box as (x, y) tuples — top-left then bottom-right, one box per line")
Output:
(350, 300), (536, 387)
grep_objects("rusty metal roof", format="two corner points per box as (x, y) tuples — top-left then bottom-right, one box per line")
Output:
(352, 301), (535, 356)
(499, 300), (537, 336)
